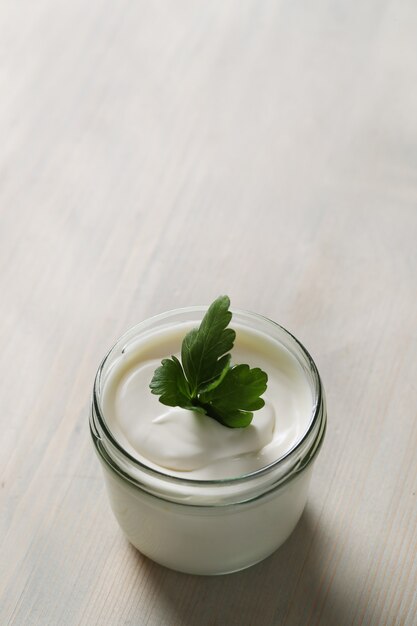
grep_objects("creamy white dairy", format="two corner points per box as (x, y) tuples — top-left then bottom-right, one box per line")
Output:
(102, 323), (312, 480)
(91, 308), (326, 575)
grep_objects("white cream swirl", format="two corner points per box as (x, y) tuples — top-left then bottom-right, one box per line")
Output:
(102, 323), (312, 479)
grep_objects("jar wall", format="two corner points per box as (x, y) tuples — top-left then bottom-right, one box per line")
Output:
(100, 458), (314, 575)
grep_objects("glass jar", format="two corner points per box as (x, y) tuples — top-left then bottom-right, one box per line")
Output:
(90, 307), (326, 575)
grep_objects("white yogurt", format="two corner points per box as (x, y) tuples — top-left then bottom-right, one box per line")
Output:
(102, 323), (312, 480)
(91, 307), (326, 574)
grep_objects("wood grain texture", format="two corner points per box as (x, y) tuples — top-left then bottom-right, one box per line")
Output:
(1, 1), (416, 624)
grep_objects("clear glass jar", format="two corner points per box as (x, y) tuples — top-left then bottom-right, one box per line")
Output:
(90, 307), (326, 575)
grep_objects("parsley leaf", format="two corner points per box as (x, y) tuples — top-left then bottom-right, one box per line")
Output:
(149, 295), (268, 428)
(149, 356), (194, 410)
(181, 295), (235, 395)
(199, 365), (268, 428)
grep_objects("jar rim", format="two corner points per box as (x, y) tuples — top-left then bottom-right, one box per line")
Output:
(91, 305), (326, 489)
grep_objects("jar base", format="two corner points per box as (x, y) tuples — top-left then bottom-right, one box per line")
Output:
(125, 519), (300, 576)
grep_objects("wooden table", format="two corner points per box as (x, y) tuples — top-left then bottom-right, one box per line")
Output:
(1, 1), (416, 624)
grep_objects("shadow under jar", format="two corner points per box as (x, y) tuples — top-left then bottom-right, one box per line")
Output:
(90, 307), (327, 575)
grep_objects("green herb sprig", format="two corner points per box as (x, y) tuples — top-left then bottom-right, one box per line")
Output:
(149, 296), (268, 428)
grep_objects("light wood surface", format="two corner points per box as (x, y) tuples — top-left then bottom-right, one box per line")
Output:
(1, 1), (417, 624)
